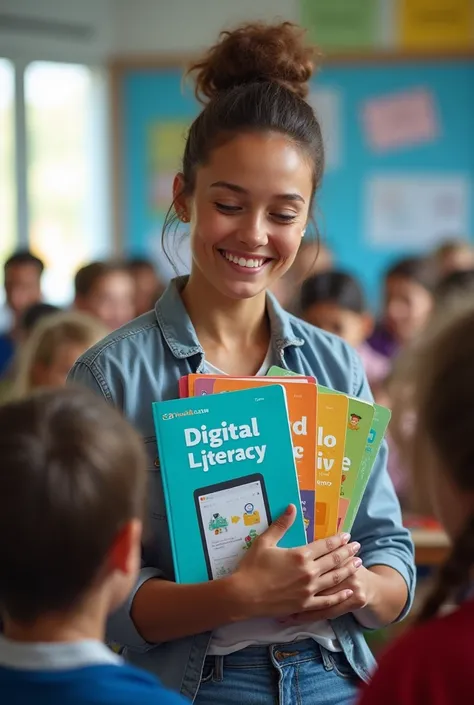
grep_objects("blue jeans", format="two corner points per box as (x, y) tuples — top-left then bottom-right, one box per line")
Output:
(194, 639), (361, 704)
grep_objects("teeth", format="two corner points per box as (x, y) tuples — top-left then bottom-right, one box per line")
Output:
(223, 251), (264, 268)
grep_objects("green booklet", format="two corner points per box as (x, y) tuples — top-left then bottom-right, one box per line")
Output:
(343, 404), (391, 532)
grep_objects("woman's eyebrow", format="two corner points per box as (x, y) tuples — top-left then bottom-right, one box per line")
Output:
(210, 181), (305, 203)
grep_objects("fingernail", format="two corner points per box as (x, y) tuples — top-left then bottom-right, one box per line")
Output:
(351, 542), (361, 553)
(285, 505), (293, 515)
(341, 533), (351, 543)
(345, 589), (354, 598)
(353, 557), (363, 568)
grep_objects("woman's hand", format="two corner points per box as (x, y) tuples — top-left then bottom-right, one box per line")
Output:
(285, 565), (373, 624)
(229, 504), (362, 620)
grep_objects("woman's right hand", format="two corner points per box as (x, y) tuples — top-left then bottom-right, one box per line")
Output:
(230, 504), (362, 620)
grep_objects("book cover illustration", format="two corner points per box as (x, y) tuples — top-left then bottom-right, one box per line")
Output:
(152, 385), (306, 584)
(315, 393), (348, 539)
(212, 377), (318, 541)
(343, 404), (392, 532)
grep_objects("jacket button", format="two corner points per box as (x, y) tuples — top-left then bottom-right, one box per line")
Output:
(154, 458), (160, 468)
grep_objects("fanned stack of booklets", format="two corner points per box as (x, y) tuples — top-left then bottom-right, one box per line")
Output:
(152, 367), (391, 584)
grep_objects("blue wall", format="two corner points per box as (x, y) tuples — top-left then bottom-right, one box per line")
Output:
(121, 60), (474, 307)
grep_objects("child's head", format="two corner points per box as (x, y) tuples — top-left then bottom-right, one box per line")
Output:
(127, 257), (164, 316)
(300, 271), (372, 348)
(383, 257), (437, 345)
(392, 304), (474, 619)
(432, 238), (474, 278)
(0, 387), (146, 628)
(13, 311), (106, 398)
(434, 268), (474, 312)
(74, 261), (136, 331)
(4, 250), (44, 324)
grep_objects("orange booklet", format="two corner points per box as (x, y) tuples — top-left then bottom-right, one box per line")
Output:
(315, 393), (348, 539)
(212, 378), (318, 541)
(185, 373), (315, 398)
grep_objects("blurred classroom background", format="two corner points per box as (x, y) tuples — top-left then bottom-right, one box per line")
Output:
(1, 0), (474, 647)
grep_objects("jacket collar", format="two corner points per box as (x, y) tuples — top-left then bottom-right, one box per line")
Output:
(155, 276), (304, 361)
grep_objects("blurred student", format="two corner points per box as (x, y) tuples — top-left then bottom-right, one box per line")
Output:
(271, 240), (333, 311)
(369, 257), (437, 360)
(433, 268), (474, 311)
(0, 251), (44, 377)
(0, 388), (186, 705)
(358, 303), (474, 705)
(432, 238), (474, 279)
(127, 257), (164, 316)
(300, 271), (389, 387)
(11, 311), (106, 399)
(74, 262), (135, 331)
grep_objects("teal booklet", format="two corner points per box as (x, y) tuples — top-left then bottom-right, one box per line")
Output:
(153, 385), (306, 584)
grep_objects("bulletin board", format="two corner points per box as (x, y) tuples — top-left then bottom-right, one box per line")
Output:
(113, 56), (474, 306)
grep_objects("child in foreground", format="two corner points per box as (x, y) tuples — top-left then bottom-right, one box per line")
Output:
(0, 387), (185, 705)
(358, 303), (474, 704)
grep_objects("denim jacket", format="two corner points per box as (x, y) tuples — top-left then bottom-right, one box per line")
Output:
(68, 276), (415, 701)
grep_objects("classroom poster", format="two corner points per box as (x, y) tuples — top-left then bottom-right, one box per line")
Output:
(361, 88), (438, 152)
(301, 0), (378, 49)
(308, 88), (342, 170)
(399, 0), (474, 50)
(366, 175), (470, 248)
(148, 120), (189, 215)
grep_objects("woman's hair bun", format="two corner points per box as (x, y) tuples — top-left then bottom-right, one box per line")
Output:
(188, 21), (320, 104)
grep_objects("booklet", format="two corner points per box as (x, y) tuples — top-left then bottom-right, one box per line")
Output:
(211, 377), (318, 541)
(152, 385), (306, 584)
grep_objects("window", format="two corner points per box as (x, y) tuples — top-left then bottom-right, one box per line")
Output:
(0, 59), (16, 271)
(25, 62), (109, 305)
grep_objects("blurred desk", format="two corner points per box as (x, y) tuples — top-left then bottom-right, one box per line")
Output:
(410, 528), (450, 566)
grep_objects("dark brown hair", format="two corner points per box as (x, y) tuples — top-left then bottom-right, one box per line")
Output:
(74, 261), (131, 298)
(4, 250), (44, 276)
(385, 256), (438, 294)
(391, 304), (474, 621)
(0, 387), (147, 623)
(162, 21), (324, 264)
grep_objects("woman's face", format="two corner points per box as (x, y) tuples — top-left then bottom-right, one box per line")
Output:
(384, 275), (433, 344)
(176, 131), (313, 300)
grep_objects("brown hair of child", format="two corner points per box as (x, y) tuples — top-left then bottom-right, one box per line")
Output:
(391, 303), (474, 621)
(0, 387), (147, 623)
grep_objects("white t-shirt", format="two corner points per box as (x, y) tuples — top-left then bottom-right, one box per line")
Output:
(204, 352), (341, 655)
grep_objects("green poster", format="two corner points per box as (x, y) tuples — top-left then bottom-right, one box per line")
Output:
(301, 0), (378, 50)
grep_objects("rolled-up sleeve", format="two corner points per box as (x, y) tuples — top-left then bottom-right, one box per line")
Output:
(67, 360), (163, 651)
(350, 351), (416, 622)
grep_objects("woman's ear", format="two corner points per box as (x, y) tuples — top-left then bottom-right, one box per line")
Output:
(173, 173), (189, 222)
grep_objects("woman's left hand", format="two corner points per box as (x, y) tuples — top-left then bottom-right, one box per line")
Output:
(285, 565), (375, 624)
(281, 564), (407, 628)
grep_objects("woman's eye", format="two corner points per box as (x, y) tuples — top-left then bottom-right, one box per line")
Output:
(271, 213), (297, 223)
(215, 202), (241, 214)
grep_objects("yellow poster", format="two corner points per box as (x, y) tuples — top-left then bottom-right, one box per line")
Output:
(399, 0), (474, 50)
(148, 120), (189, 214)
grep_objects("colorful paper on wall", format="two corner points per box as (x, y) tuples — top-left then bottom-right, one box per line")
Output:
(301, 0), (378, 50)
(307, 88), (342, 170)
(399, 0), (474, 51)
(366, 175), (470, 248)
(362, 88), (438, 152)
(148, 121), (189, 214)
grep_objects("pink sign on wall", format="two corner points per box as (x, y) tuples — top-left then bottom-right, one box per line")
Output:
(362, 88), (438, 152)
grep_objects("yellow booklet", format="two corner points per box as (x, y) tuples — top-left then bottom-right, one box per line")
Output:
(315, 393), (348, 539)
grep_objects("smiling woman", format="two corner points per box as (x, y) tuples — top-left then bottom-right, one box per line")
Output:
(69, 20), (415, 705)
